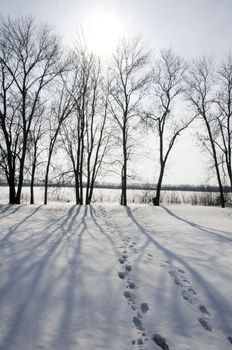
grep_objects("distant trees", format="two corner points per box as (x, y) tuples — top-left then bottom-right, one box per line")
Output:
(0, 16), (64, 204)
(109, 38), (150, 206)
(144, 49), (193, 206)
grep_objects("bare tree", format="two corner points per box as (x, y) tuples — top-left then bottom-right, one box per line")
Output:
(61, 43), (110, 205)
(144, 49), (192, 206)
(0, 15), (64, 204)
(185, 56), (226, 207)
(43, 75), (74, 205)
(214, 52), (232, 189)
(109, 37), (150, 206)
(27, 103), (46, 204)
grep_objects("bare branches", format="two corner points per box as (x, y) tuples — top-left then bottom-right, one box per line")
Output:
(0, 15), (65, 203)
(109, 37), (150, 205)
(185, 56), (226, 207)
(142, 49), (190, 206)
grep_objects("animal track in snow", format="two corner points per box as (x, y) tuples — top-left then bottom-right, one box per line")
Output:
(167, 264), (213, 334)
(118, 271), (126, 279)
(124, 290), (133, 299)
(181, 290), (196, 305)
(141, 303), (149, 313)
(132, 316), (144, 331)
(198, 317), (212, 331)
(152, 333), (170, 350)
(169, 268), (197, 304)
(169, 271), (183, 287)
(128, 281), (136, 289)
(228, 336), (232, 344)
(118, 258), (125, 264)
(199, 305), (210, 315)
(98, 207), (150, 349)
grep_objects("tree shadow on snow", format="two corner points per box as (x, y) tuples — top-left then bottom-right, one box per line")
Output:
(0, 205), (84, 350)
(0, 205), (127, 350)
(125, 206), (232, 335)
(162, 206), (232, 244)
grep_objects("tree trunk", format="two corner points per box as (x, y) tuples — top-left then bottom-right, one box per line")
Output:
(30, 161), (36, 204)
(74, 171), (81, 205)
(15, 153), (26, 204)
(44, 158), (51, 205)
(205, 118), (225, 208)
(153, 165), (165, 206)
(120, 163), (127, 206)
(8, 177), (17, 204)
(121, 123), (127, 206)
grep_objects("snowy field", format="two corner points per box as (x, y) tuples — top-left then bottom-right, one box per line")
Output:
(0, 203), (232, 350)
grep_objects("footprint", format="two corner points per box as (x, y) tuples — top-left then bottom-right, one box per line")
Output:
(125, 264), (132, 272)
(181, 290), (195, 304)
(174, 277), (183, 286)
(169, 271), (183, 286)
(118, 271), (126, 279)
(182, 278), (190, 284)
(118, 258), (125, 264)
(132, 316), (144, 331)
(228, 336), (232, 344)
(128, 281), (136, 289)
(141, 303), (149, 313)
(198, 318), (212, 331)
(152, 334), (169, 350)
(188, 287), (197, 295)
(124, 291), (132, 299)
(199, 305), (210, 315)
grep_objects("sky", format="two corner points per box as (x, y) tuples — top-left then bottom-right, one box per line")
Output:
(1, 0), (232, 185)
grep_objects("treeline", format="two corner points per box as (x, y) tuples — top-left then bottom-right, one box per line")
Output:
(1, 179), (231, 193)
(0, 16), (232, 207)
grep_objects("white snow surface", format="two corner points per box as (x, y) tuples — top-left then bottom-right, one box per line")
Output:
(0, 203), (232, 350)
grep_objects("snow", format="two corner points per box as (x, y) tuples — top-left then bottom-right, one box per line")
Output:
(0, 203), (232, 350)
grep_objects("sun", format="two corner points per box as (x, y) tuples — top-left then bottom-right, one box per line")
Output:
(84, 12), (124, 56)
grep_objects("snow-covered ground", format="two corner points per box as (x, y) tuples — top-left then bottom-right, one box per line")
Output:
(0, 203), (232, 350)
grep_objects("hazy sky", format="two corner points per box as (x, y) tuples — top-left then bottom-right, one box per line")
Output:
(1, 0), (232, 185)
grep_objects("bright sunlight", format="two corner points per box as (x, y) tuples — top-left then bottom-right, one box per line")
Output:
(84, 11), (124, 56)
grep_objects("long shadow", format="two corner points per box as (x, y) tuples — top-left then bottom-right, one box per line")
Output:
(0, 205), (23, 220)
(54, 206), (88, 350)
(125, 206), (232, 334)
(0, 204), (83, 350)
(0, 205), (42, 245)
(51, 205), (122, 349)
(162, 206), (232, 244)
(89, 205), (121, 258)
